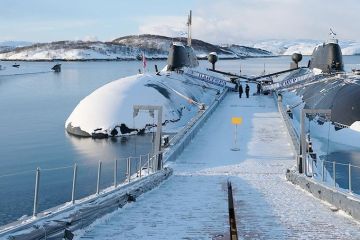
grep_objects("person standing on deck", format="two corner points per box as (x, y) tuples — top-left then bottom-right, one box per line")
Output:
(238, 83), (243, 98)
(257, 82), (261, 94)
(245, 84), (250, 98)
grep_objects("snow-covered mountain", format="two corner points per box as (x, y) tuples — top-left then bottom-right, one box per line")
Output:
(223, 44), (273, 57)
(250, 39), (360, 55)
(0, 41), (32, 52)
(0, 35), (272, 61)
(0, 41), (165, 61)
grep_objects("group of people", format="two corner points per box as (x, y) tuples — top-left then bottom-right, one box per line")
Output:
(238, 82), (262, 98)
(238, 83), (250, 98)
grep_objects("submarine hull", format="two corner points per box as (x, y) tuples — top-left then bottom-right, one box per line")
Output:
(280, 73), (360, 148)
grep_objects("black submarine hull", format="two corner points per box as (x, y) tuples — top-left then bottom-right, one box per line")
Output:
(308, 42), (344, 72)
(276, 39), (360, 148)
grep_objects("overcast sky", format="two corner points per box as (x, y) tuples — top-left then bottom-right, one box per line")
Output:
(1, 0), (359, 44)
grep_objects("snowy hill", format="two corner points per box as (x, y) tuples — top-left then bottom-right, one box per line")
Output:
(0, 41), (32, 52)
(223, 44), (273, 57)
(0, 35), (272, 61)
(250, 39), (360, 55)
(113, 34), (272, 59)
(0, 41), (167, 61)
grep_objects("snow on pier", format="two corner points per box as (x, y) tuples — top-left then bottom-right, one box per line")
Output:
(75, 91), (360, 239)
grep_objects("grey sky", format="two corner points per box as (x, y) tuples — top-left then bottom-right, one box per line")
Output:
(0, 0), (358, 44)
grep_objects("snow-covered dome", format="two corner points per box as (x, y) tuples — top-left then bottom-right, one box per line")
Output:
(65, 68), (226, 138)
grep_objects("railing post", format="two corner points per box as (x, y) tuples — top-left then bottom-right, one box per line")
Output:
(333, 161), (336, 188)
(139, 156), (142, 178)
(114, 159), (118, 188)
(71, 164), (77, 204)
(349, 163), (352, 194)
(96, 161), (102, 195)
(33, 167), (41, 217)
(127, 157), (131, 182)
(147, 153), (150, 174)
(322, 160), (325, 182)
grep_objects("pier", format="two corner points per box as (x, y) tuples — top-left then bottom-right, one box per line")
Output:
(76, 90), (360, 239)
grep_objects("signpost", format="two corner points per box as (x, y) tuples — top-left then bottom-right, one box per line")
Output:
(231, 117), (242, 151)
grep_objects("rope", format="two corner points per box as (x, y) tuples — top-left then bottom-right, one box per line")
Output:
(159, 82), (203, 108)
(0, 152), (155, 184)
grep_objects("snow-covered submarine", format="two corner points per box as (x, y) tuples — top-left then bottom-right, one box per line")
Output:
(65, 15), (233, 139)
(264, 34), (360, 148)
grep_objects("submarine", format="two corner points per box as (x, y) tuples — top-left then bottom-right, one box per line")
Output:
(65, 12), (234, 139)
(262, 32), (360, 148)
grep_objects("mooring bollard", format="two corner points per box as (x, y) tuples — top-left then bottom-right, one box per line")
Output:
(114, 159), (118, 188)
(333, 161), (336, 188)
(33, 167), (41, 217)
(349, 163), (352, 194)
(96, 161), (102, 195)
(71, 164), (78, 204)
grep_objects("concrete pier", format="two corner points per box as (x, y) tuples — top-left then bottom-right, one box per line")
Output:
(76, 91), (360, 239)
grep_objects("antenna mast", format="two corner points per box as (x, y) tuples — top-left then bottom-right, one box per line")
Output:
(187, 10), (192, 46)
(328, 28), (338, 44)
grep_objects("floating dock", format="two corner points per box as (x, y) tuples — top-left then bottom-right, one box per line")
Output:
(75, 90), (360, 239)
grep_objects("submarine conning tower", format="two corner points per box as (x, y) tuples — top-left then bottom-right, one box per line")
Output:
(166, 10), (199, 71)
(166, 43), (199, 71)
(308, 37), (344, 73)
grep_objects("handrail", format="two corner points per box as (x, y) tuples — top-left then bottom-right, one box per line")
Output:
(310, 157), (359, 197)
(0, 152), (157, 230)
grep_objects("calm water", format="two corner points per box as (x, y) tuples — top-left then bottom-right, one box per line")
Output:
(0, 60), (164, 225)
(0, 56), (360, 225)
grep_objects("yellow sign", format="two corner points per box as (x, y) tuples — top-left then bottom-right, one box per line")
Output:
(231, 117), (243, 125)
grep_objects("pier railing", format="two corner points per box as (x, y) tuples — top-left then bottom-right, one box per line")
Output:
(309, 158), (360, 195)
(0, 153), (157, 223)
(276, 92), (360, 198)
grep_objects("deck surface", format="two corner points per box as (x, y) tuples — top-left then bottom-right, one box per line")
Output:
(76, 92), (360, 240)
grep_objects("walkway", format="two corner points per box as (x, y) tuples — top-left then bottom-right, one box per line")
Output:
(76, 91), (360, 239)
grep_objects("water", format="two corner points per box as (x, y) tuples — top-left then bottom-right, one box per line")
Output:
(1, 56), (360, 226)
(0, 60), (164, 225)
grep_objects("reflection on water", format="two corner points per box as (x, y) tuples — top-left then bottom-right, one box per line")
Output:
(313, 128), (360, 195)
(66, 133), (154, 165)
(318, 150), (360, 194)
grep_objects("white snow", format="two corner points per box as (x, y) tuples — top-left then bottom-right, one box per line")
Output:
(0, 42), (166, 61)
(350, 121), (360, 131)
(74, 91), (360, 239)
(65, 66), (226, 136)
(250, 39), (360, 55)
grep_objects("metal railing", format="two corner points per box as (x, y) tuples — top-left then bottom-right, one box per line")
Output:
(0, 153), (157, 220)
(276, 92), (360, 197)
(308, 157), (360, 195)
